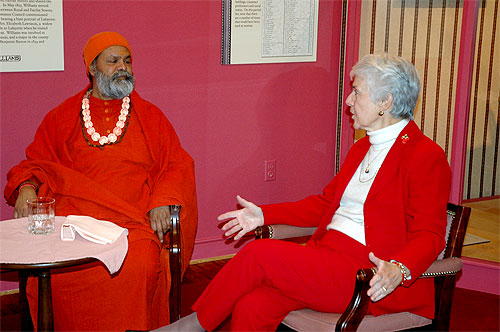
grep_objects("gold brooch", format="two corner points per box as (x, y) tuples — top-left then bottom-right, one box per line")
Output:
(401, 134), (409, 144)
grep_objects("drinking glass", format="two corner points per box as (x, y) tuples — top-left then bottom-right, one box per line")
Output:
(27, 197), (55, 234)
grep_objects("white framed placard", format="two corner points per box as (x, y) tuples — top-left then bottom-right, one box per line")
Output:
(0, 0), (64, 72)
(222, 0), (319, 65)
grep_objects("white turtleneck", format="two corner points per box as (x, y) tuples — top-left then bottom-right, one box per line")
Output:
(326, 119), (410, 245)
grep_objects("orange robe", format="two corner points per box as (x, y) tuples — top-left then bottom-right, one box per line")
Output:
(4, 86), (198, 331)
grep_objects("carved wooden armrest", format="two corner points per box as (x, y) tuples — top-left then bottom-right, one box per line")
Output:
(334, 257), (463, 331)
(255, 225), (316, 240)
(335, 268), (376, 332)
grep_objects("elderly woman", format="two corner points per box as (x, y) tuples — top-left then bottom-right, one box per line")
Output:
(163, 53), (451, 331)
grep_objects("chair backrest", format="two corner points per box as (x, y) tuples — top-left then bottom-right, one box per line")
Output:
(437, 209), (453, 260)
(439, 203), (471, 260)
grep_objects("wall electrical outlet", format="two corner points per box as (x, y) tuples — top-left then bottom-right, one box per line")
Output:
(265, 160), (276, 181)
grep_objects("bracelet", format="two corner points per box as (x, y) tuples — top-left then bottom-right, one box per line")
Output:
(18, 183), (37, 192)
(268, 225), (274, 239)
(390, 260), (409, 285)
(255, 225), (274, 239)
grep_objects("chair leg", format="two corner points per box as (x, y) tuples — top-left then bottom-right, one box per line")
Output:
(432, 276), (456, 332)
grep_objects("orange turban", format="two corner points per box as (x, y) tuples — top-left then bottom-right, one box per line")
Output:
(83, 31), (132, 75)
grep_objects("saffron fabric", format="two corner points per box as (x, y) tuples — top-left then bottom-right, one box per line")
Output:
(83, 31), (132, 74)
(4, 86), (197, 331)
(193, 120), (451, 331)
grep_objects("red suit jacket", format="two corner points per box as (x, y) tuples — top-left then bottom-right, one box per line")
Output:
(262, 120), (451, 319)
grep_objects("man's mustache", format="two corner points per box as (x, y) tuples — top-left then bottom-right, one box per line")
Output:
(111, 70), (134, 82)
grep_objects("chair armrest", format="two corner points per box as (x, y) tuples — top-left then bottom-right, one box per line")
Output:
(169, 205), (181, 323)
(420, 257), (462, 278)
(335, 268), (376, 332)
(334, 257), (462, 331)
(255, 225), (316, 240)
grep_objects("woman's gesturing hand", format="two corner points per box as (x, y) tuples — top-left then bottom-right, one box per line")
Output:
(218, 195), (264, 240)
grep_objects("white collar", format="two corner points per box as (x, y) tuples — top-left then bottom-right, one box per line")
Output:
(367, 119), (410, 150)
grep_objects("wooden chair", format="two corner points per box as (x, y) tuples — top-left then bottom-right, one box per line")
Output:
(255, 203), (471, 332)
(168, 204), (182, 323)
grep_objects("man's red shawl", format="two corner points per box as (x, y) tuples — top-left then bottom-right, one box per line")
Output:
(4, 87), (197, 330)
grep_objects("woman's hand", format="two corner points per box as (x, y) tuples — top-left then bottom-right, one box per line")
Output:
(218, 195), (264, 240)
(367, 252), (403, 302)
(14, 186), (37, 218)
(149, 206), (171, 243)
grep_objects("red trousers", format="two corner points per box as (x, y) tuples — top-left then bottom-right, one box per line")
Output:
(192, 231), (371, 331)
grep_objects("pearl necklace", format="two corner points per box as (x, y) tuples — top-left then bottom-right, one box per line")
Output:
(81, 90), (130, 146)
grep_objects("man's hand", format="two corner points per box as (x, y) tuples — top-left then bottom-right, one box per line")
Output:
(149, 206), (171, 243)
(366, 252), (403, 302)
(14, 186), (37, 218)
(218, 195), (264, 240)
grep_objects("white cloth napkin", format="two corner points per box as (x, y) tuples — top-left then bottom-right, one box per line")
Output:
(61, 215), (128, 245)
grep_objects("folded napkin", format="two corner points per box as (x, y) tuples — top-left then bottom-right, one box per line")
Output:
(61, 215), (128, 244)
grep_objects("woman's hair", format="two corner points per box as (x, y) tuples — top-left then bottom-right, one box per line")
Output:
(350, 53), (421, 120)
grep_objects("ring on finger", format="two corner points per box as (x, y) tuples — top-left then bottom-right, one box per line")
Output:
(381, 286), (387, 293)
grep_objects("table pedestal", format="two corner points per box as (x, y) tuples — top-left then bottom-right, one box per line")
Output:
(18, 270), (53, 331)
(2, 258), (95, 332)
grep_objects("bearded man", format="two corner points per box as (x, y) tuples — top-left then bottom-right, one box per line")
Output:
(4, 32), (198, 331)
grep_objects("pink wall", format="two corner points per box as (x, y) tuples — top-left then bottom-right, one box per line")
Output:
(456, 257), (500, 296)
(0, 1), (343, 260)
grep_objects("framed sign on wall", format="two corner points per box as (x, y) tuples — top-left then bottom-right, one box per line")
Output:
(222, 0), (319, 65)
(0, 0), (63, 72)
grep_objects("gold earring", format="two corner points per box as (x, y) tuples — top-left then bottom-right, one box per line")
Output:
(378, 110), (384, 116)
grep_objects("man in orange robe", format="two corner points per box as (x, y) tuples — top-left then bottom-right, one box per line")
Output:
(4, 31), (198, 331)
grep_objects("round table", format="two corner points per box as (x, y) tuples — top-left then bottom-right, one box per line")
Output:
(1, 258), (97, 332)
(0, 216), (128, 331)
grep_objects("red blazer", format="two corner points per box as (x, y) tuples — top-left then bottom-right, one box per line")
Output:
(262, 120), (451, 318)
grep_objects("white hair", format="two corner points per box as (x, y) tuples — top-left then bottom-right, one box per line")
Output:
(350, 53), (421, 120)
